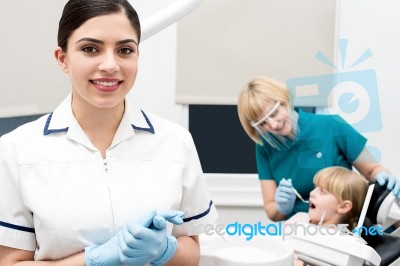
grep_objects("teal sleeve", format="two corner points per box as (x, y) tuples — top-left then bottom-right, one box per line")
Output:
(332, 115), (367, 163)
(255, 143), (274, 180)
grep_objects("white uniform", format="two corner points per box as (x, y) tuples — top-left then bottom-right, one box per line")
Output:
(0, 94), (218, 260)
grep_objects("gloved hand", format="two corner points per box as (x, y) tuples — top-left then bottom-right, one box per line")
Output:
(156, 209), (185, 225)
(148, 210), (183, 265)
(374, 171), (400, 200)
(85, 210), (183, 266)
(275, 178), (296, 215)
(143, 213), (179, 266)
(150, 215), (178, 266)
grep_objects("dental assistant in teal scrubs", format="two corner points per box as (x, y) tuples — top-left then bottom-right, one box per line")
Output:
(237, 76), (400, 221)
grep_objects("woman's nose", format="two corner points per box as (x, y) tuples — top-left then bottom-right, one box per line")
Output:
(267, 118), (279, 129)
(99, 52), (120, 73)
(310, 188), (316, 198)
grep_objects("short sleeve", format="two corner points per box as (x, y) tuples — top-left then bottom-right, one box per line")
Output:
(172, 133), (218, 237)
(0, 135), (36, 251)
(255, 143), (274, 180)
(332, 115), (367, 163)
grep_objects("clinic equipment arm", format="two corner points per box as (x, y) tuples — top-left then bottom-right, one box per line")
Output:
(141, 0), (204, 41)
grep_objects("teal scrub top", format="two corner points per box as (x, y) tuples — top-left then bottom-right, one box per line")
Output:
(256, 110), (367, 217)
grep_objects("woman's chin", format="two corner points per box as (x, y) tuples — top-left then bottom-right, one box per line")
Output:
(277, 123), (292, 136)
(272, 126), (291, 136)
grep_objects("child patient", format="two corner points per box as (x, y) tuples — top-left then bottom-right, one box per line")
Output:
(286, 166), (368, 231)
(287, 166), (368, 266)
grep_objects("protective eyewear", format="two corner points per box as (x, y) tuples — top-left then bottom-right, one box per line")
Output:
(251, 101), (281, 131)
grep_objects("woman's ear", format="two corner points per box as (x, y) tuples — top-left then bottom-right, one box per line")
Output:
(337, 200), (352, 214)
(54, 46), (68, 73)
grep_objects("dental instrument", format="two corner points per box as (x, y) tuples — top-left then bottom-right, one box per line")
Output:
(318, 210), (326, 227)
(292, 187), (309, 203)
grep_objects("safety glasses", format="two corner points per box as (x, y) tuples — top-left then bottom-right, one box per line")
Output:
(251, 101), (281, 132)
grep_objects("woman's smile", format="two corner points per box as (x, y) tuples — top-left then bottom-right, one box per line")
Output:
(90, 78), (123, 92)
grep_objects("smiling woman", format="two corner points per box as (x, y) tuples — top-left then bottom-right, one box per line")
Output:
(0, 0), (217, 265)
(53, 11), (141, 158)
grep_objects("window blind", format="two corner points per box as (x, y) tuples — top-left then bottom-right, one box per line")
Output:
(176, 0), (336, 105)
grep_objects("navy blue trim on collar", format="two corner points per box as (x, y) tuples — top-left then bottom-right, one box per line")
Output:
(43, 113), (69, 136)
(131, 110), (155, 134)
(183, 200), (214, 223)
(0, 220), (35, 233)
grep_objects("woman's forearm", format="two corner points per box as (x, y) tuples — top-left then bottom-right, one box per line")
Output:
(3, 235), (200, 266)
(264, 202), (287, 222)
(166, 235), (200, 266)
(16, 252), (85, 266)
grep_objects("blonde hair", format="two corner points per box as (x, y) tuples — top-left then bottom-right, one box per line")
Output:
(237, 76), (292, 144)
(313, 166), (368, 230)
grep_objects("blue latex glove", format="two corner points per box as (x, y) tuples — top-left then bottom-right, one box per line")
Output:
(149, 210), (183, 265)
(85, 210), (182, 266)
(275, 178), (296, 215)
(374, 171), (400, 200)
(156, 209), (185, 225)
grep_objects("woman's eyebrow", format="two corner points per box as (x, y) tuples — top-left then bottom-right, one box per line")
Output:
(76, 38), (138, 46)
(116, 39), (138, 46)
(76, 37), (103, 45)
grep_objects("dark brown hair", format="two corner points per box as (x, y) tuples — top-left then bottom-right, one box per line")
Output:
(58, 0), (141, 51)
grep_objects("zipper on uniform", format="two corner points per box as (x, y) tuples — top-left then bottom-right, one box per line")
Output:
(103, 158), (109, 173)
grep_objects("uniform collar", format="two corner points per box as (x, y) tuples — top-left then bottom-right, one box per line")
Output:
(43, 94), (155, 138)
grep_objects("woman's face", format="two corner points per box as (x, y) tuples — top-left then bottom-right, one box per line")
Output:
(309, 186), (342, 225)
(256, 102), (292, 136)
(55, 12), (139, 110)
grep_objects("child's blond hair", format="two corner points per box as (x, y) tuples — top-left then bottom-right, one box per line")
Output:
(313, 166), (368, 230)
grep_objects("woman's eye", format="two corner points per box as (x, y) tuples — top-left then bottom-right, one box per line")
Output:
(119, 47), (134, 55)
(270, 110), (279, 118)
(82, 46), (98, 53)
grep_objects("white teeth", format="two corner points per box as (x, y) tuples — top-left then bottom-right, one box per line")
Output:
(93, 80), (118, 87)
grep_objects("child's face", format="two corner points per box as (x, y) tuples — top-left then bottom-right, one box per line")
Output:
(309, 186), (343, 225)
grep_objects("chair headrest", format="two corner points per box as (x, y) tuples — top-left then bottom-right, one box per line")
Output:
(366, 181), (391, 224)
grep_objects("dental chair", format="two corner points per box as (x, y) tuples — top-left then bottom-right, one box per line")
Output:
(199, 182), (400, 266)
(291, 182), (400, 266)
(361, 182), (400, 266)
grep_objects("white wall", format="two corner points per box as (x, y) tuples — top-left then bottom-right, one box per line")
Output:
(0, 1), (69, 117)
(130, 0), (187, 126)
(333, 0), (400, 175)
